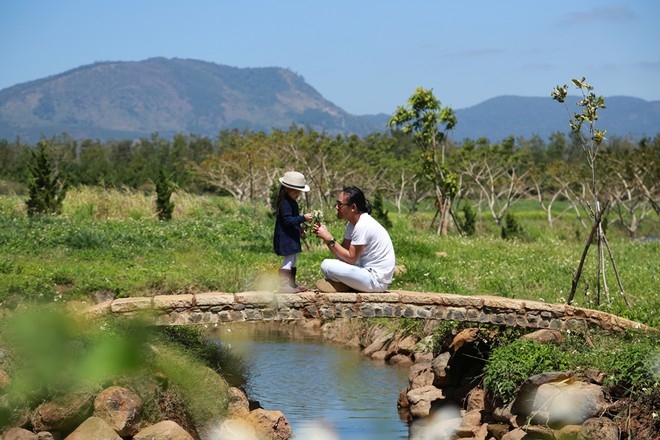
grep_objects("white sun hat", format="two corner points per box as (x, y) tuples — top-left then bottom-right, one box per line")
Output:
(279, 171), (310, 192)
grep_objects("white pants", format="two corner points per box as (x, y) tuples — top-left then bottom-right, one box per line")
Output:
(320, 259), (389, 292)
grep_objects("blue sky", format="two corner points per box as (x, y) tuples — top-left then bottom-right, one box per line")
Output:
(1, 0), (659, 115)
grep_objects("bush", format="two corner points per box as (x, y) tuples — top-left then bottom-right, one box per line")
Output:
(484, 338), (570, 402)
(501, 211), (524, 240)
(25, 141), (68, 217)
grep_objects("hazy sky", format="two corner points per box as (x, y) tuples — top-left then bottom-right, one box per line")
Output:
(2, 0), (659, 115)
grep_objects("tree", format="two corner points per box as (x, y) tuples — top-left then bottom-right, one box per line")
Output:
(155, 169), (176, 221)
(388, 87), (458, 236)
(25, 140), (68, 216)
(552, 77), (628, 307)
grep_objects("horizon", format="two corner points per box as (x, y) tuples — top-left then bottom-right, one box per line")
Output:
(1, 1), (659, 115)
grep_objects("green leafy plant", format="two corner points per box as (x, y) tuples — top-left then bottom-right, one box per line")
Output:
(155, 169), (176, 221)
(501, 211), (524, 240)
(372, 190), (392, 229)
(25, 140), (68, 217)
(484, 338), (570, 402)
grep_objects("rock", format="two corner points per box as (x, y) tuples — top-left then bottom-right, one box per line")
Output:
(369, 350), (388, 361)
(487, 423), (511, 439)
(406, 385), (444, 418)
(501, 427), (526, 440)
(557, 424), (582, 439)
(397, 387), (410, 409)
(460, 409), (482, 427)
(362, 332), (394, 357)
(431, 351), (452, 387)
(579, 417), (620, 440)
(449, 328), (479, 353)
(133, 420), (194, 440)
(521, 329), (564, 345)
(0, 368), (11, 391)
(408, 361), (434, 389)
(31, 392), (94, 432)
(412, 351), (434, 363)
(465, 387), (485, 412)
(393, 335), (419, 356)
(210, 418), (259, 440)
(523, 424), (555, 439)
(2, 427), (37, 440)
(388, 353), (414, 367)
(227, 387), (250, 418)
(511, 372), (573, 415)
(63, 416), (122, 440)
(246, 409), (292, 440)
(513, 379), (607, 426)
(93, 386), (143, 436)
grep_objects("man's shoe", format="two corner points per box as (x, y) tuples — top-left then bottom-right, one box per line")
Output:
(316, 279), (351, 293)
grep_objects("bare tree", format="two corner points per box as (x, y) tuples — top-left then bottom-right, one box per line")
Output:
(552, 77), (629, 307)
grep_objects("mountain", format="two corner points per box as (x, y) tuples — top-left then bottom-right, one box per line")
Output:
(452, 95), (660, 142)
(0, 57), (658, 143)
(0, 57), (379, 142)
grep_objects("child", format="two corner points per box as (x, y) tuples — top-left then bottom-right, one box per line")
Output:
(273, 171), (313, 292)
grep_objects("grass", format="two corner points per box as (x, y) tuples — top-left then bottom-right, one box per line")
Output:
(0, 188), (658, 328)
(0, 187), (658, 436)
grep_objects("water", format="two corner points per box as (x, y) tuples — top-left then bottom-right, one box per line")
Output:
(210, 324), (410, 440)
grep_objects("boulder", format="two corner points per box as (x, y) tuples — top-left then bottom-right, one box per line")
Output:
(388, 353), (413, 367)
(406, 385), (444, 418)
(63, 416), (122, 440)
(579, 417), (620, 440)
(465, 387), (485, 412)
(226, 387), (250, 418)
(31, 392), (94, 432)
(449, 328), (479, 352)
(513, 379), (607, 426)
(392, 335), (419, 356)
(0, 368), (11, 391)
(521, 329), (564, 345)
(246, 409), (292, 440)
(362, 333), (394, 357)
(133, 420), (194, 440)
(431, 352), (452, 387)
(408, 361), (434, 389)
(2, 427), (37, 440)
(211, 418), (259, 439)
(93, 386), (143, 436)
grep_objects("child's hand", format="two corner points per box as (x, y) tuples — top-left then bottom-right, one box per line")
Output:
(304, 213), (313, 222)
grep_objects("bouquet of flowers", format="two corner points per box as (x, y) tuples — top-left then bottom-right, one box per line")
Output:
(312, 209), (324, 225)
(302, 209), (324, 250)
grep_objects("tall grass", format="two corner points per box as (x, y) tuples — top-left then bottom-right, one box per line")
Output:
(0, 187), (657, 328)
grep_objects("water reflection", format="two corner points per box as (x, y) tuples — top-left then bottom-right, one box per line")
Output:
(208, 324), (410, 440)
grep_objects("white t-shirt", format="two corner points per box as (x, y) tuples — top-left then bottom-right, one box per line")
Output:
(344, 213), (396, 284)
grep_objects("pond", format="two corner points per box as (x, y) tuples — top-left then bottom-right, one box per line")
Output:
(209, 324), (411, 439)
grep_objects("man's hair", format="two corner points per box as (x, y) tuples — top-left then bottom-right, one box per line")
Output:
(342, 186), (372, 214)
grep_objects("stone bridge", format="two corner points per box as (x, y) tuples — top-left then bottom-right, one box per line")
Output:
(85, 290), (653, 332)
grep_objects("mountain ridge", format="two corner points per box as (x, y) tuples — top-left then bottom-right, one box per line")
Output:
(1, 57), (658, 142)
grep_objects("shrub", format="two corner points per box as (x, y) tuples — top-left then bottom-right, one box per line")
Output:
(372, 190), (392, 229)
(501, 211), (524, 240)
(25, 141), (68, 217)
(155, 170), (176, 221)
(461, 203), (476, 236)
(484, 338), (570, 402)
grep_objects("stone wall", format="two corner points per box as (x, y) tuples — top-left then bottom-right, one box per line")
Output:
(84, 290), (653, 332)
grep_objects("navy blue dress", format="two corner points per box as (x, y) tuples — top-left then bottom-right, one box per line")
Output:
(273, 193), (306, 256)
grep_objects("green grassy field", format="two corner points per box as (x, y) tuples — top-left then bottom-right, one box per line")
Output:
(0, 188), (658, 328)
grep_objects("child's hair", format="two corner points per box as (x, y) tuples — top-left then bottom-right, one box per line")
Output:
(273, 185), (287, 217)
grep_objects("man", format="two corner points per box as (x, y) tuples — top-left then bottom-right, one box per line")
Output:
(312, 186), (395, 292)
